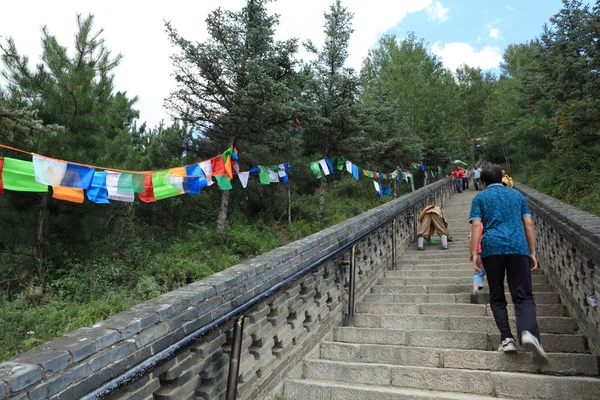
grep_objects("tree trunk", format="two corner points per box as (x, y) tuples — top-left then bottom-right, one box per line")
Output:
(423, 173), (428, 187)
(287, 183), (292, 225)
(393, 180), (397, 198)
(318, 178), (327, 215)
(216, 190), (231, 237)
(36, 193), (48, 275)
(410, 176), (416, 192)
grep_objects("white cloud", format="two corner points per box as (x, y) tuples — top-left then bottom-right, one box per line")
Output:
(0, 0), (433, 128)
(431, 42), (503, 71)
(506, 5), (516, 11)
(489, 28), (501, 39)
(426, 1), (450, 23)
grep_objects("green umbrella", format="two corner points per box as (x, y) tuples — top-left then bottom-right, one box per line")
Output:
(451, 160), (468, 166)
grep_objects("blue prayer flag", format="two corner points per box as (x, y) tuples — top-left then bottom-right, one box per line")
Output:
(249, 166), (261, 174)
(352, 164), (359, 180)
(184, 164), (208, 195)
(325, 157), (334, 174)
(86, 171), (110, 204)
(61, 164), (95, 189)
(383, 185), (391, 196)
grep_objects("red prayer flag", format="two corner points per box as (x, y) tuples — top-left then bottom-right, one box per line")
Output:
(0, 157), (4, 195)
(138, 173), (156, 203)
(211, 155), (227, 177)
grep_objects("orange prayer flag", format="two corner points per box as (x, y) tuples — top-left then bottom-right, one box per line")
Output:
(52, 186), (84, 203)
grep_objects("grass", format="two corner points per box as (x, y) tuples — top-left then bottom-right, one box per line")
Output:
(0, 179), (394, 361)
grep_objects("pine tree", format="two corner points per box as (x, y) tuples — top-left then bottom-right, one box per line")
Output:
(300, 0), (364, 214)
(166, 0), (300, 235)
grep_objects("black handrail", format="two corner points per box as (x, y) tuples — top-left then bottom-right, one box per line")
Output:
(80, 178), (451, 400)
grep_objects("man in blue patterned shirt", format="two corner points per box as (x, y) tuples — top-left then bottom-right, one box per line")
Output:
(469, 166), (548, 365)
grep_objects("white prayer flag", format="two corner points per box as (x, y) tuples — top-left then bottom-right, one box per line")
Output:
(166, 175), (184, 192)
(269, 170), (279, 183)
(106, 171), (135, 202)
(33, 155), (67, 186)
(238, 171), (250, 188)
(345, 160), (353, 174)
(318, 159), (330, 175)
(199, 161), (214, 186)
(278, 164), (287, 178)
(373, 180), (381, 194)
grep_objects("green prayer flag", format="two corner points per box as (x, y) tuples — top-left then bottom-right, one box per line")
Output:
(215, 175), (233, 190)
(336, 157), (345, 171)
(259, 167), (271, 184)
(2, 157), (48, 192)
(152, 170), (180, 200)
(367, 171), (374, 178)
(118, 172), (145, 193)
(310, 162), (322, 179)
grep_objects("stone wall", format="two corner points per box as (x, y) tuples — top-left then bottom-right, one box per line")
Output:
(516, 183), (600, 353)
(0, 179), (453, 400)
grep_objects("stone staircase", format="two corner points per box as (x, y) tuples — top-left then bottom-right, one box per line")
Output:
(282, 191), (600, 400)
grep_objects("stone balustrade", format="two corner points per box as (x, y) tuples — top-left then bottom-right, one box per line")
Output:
(0, 178), (453, 400)
(516, 183), (600, 353)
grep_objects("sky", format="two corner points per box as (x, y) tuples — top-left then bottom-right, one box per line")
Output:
(0, 0), (579, 128)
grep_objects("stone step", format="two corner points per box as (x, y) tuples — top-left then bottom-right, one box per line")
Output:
(287, 365), (600, 400)
(400, 253), (471, 261)
(363, 292), (561, 305)
(397, 261), (481, 268)
(317, 343), (598, 376)
(355, 303), (567, 317)
(354, 314), (578, 334)
(386, 270), (547, 279)
(372, 283), (553, 294)
(381, 275), (549, 285)
(333, 328), (588, 353)
(284, 379), (510, 400)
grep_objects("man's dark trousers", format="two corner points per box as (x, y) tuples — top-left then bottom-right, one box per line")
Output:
(482, 254), (541, 343)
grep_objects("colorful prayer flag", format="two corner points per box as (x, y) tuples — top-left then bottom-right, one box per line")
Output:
(318, 159), (330, 176)
(238, 171), (250, 188)
(325, 157), (334, 174)
(345, 160), (353, 174)
(52, 186), (84, 203)
(184, 164), (207, 195)
(60, 164), (95, 189)
(117, 172), (146, 193)
(215, 175), (233, 190)
(33, 155), (66, 186)
(269, 170), (279, 183)
(352, 164), (359, 180)
(222, 148), (234, 180)
(336, 157), (345, 171)
(152, 171), (181, 200)
(211, 155), (227, 177)
(383, 185), (391, 197)
(86, 171), (110, 204)
(138, 173), (156, 203)
(0, 157), (4, 195)
(259, 167), (270, 185)
(199, 161), (214, 186)
(2, 157), (48, 192)
(310, 162), (322, 179)
(278, 164), (288, 184)
(106, 171), (135, 202)
(373, 181), (381, 195)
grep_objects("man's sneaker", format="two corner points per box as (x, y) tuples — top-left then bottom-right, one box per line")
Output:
(470, 290), (479, 304)
(522, 330), (549, 365)
(498, 338), (517, 353)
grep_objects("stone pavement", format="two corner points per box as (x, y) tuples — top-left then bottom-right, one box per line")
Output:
(283, 188), (600, 400)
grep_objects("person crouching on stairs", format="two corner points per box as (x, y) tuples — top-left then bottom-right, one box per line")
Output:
(417, 205), (452, 250)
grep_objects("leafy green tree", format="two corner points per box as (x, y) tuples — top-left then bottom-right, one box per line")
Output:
(165, 0), (301, 235)
(362, 33), (459, 167)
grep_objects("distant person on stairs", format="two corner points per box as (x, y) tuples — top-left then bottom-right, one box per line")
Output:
(417, 205), (452, 250)
(468, 166), (548, 365)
